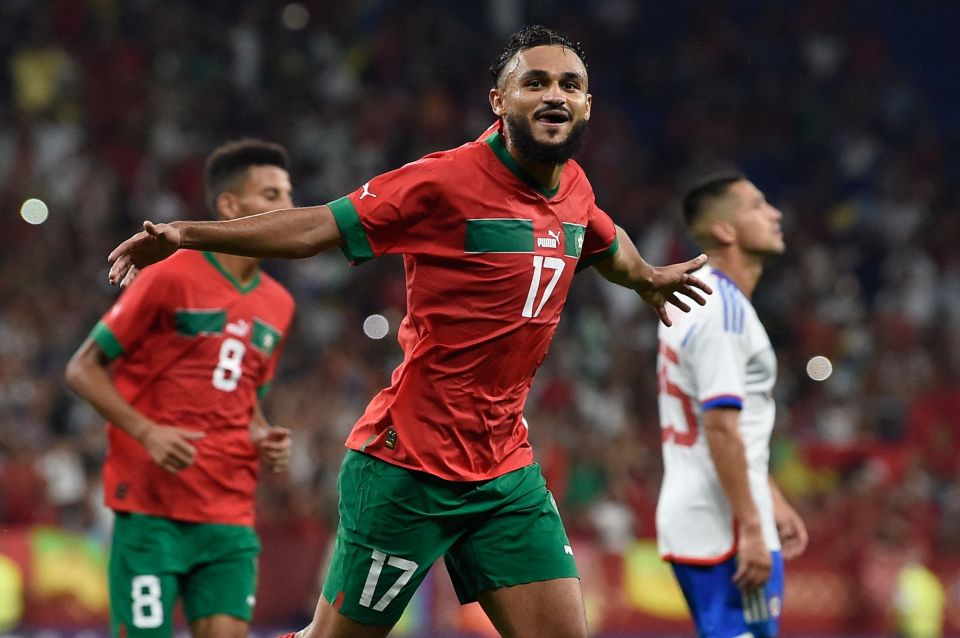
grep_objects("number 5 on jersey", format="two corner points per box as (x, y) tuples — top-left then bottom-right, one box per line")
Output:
(658, 343), (698, 446)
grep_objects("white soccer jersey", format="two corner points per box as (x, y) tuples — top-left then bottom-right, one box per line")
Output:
(655, 265), (780, 563)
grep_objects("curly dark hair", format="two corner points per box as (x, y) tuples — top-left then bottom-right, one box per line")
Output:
(489, 25), (588, 88)
(204, 138), (290, 214)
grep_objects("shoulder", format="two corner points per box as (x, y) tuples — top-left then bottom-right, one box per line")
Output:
(257, 274), (296, 312)
(705, 270), (749, 335)
(129, 250), (196, 290)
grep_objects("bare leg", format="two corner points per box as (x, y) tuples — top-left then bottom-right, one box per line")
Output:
(476, 578), (587, 638)
(190, 614), (248, 638)
(295, 594), (394, 638)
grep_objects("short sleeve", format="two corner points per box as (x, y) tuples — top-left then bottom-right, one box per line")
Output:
(328, 152), (451, 265)
(576, 202), (619, 272)
(684, 293), (747, 411)
(93, 264), (175, 360)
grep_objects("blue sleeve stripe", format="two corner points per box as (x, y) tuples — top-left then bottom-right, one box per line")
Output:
(702, 395), (743, 410)
(718, 278), (744, 334)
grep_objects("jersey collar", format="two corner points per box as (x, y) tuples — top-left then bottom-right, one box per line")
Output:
(485, 130), (561, 199)
(203, 252), (261, 294)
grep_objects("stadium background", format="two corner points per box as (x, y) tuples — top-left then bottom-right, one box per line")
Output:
(1, 0), (959, 635)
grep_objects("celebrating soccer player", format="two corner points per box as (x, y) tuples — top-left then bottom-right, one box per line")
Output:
(67, 140), (296, 638)
(107, 26), (711, 638)
(655, 173), (809, 638)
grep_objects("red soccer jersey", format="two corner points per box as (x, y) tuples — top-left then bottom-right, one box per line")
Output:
(330, 124), (618, 481)
(93, 250), (294, 525)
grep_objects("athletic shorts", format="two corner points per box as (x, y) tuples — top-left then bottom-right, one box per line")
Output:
(671, 551), (784, 638)
(322, 450), (579, 626)
(109, 511), (260, 637)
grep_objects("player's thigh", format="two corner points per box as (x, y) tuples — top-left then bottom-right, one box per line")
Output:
(477, 578), (586, 638)
(671, 551), (784, 638)
(444, 463), (579, 604)
(180, 523), (260, 626)
(301, 595), (393, 638)
(320, 450), (458, 628)
(109, 512), (182, 637)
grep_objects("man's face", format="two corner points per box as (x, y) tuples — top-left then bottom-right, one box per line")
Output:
(489, 45), (592, 164)
(727, 180), (785, 256)
(221, 165), (293, 219)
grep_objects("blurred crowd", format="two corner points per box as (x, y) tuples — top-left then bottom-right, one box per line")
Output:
(1, 0), (959, 624)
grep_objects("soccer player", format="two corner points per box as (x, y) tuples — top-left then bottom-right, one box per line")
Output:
(106, 26), (711, 638)
(66, 139), (297, 638)
(655, 173), (809, 638)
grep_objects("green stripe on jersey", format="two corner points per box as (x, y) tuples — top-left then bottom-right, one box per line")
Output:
(575, 233), (620, 272)
(91, 321), (124, 360)
(562, 222), (585, 258)
(203, 252), (261, 293)
(257, 381), (272, 399)
(465, 218), (534, 254)
(251, 319), (281, 355)
(175, 309), (226, 337)
(329, 196), (375, 265)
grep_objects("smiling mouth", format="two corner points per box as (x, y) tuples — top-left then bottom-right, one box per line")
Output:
(535, 109), (571, 125)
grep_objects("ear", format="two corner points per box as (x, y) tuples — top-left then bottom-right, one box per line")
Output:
(216, 192), (240, 221)
(709, 219), (736, 246)
(583, 92), (592, 122)
(489, 87), (506, 117)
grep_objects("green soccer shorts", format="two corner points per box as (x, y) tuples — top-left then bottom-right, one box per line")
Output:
(109, 512), (260, 637)
(322, 450), (579, 626)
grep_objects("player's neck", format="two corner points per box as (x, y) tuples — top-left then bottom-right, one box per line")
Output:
(212, 252), (260, 286)
(707, 252), (763, 298)
(503, 139), (564, 191)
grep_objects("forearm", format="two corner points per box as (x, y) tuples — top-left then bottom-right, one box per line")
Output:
(592, 226), (656, 290)
(65, 340), (151, 442)
(249, 402), (270, 438)
(175, 205), (342, 259)
(704, 410), (762, 530)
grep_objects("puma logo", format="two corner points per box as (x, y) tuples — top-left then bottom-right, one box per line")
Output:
(360, 182), (377, 199)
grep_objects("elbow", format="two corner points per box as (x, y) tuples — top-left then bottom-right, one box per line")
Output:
(64, 356), (83, 392)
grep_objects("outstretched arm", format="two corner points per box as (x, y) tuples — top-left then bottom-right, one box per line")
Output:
(592, 226), (712, 326)
(108, 205), (343, 287)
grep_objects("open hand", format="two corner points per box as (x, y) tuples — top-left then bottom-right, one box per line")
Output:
(638, 254), (712, 326)
(108, 221), (182, 288)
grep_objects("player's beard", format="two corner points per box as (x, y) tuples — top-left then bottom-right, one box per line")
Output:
(503, 113), (588, 165)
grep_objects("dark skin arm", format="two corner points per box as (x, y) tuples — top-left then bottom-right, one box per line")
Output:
(108, 205), (343, 287)
(593, 226), (712, 325)
(109, 217), (712, 322)
(65, 338), (204, 472)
